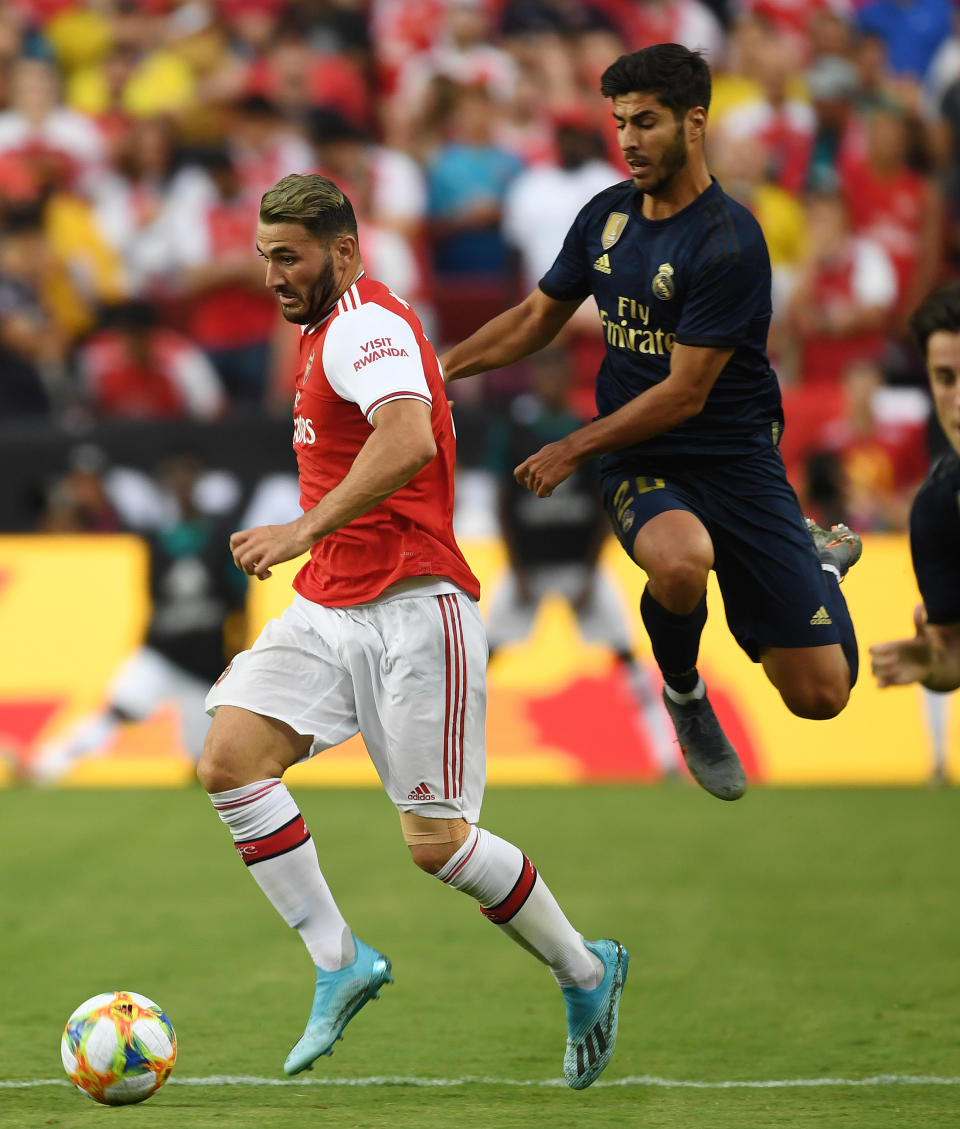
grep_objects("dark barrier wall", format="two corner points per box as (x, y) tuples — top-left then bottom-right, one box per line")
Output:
(0, 415), (296, 532)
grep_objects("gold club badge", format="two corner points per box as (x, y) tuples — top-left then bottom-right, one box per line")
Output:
(652, 263), (675, 300)
(601, 212), (628, 250)
(303, 349), (316, 383)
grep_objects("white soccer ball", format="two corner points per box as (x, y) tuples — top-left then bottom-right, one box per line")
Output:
(60, 990), (177, 1105)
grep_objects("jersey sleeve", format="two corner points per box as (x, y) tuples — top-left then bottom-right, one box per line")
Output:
(322, 303), (432, 422)
(538, 204), (592, 302)
(909, 480), (960, 624)
(674, 221), (771, 348)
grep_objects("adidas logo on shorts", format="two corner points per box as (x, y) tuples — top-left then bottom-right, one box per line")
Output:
(407, 782), (437, 801)
(809, 605), (832, 626)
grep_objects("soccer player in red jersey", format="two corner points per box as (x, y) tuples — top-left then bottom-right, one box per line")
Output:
(196, 173), (627, 1088)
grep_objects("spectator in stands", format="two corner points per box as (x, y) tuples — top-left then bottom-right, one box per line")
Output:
(227, 93), (313, 202)
(856, 0), (954, 83)
(307, 106), (427, 242)
(426, 82), (523, 278)
(166, 145), (278, 405)
(66, 1), (196, 124)
(77, 299), (227, 421)
(786, 188), (898, 389)
(841, 102), (943, 328)
(717, 35), (815, 196)
(393, 0), (519, 122)
(804, 53), (865, 192)
(90, 113), (186, 295)
(243, 13), (369, 127)
(501, 108), (620, 416)
(811, 357), (931, 531)
(0, 57), (106, 184)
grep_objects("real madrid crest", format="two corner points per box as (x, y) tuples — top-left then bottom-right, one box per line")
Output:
(652, 263), (675, 301)
(303, 348), (316, 384)
(601, 212), (628, 250)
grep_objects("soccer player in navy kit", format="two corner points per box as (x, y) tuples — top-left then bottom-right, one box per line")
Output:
(440, 44), (862, 800)
(871, 282), (960, 698)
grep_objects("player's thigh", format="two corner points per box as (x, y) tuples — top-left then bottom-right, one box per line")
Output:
(204, 597), (361, 763)
(761, 643), (850, 719)
(708, 451), (842, 661)
(602, 469), (714, 581)
(353, 593), (487, 823)
(203, 705), (313, 783)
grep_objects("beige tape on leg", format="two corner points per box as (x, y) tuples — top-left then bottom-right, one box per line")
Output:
(399, 811), (471, 847)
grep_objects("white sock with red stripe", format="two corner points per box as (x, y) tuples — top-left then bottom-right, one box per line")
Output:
(436, 826), (603, 989)
(209, 778), (354, 971)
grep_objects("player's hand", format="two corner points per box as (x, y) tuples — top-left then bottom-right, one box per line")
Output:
(229, 523), (313, 581)
(514, 440), (578, 498)
(869, 605), (934, 687)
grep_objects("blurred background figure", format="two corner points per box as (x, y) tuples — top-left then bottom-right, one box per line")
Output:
(483, 349), (680, 780)
(77, 298), (227, 421)
(31, 449), (248, 782)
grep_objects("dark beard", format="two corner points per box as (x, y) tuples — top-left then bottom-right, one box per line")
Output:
(280, 253), (337, 324)
(642, 124), (688, 196)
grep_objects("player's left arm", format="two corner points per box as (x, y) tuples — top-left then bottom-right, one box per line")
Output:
(515, 343), (732, 497)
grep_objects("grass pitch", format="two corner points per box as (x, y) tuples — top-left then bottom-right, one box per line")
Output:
(2, 784), (958, 1129)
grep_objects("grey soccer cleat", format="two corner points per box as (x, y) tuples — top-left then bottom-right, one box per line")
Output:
(662, 690), (747, 801)
(805, 518), (863, 581)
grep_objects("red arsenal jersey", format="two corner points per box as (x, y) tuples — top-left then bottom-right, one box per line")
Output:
(290, 273), (480, 606)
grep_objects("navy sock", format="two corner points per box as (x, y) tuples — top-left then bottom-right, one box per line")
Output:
(821, 570), (859, 689)
(640, 586), (707, 695)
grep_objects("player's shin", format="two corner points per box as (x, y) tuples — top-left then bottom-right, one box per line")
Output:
(209, 778), (355, 969)
(640, 585), (707, 696)
(435, 826), (602, 989)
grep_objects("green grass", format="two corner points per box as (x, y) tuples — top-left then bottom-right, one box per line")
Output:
(2, 785), (958, 1128)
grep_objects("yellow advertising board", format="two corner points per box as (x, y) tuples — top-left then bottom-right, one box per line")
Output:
(0, 533), (953, 787)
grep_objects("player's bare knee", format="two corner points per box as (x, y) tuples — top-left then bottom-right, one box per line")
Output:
(648, 561), (710, 613)
(197, 728), (248, 794)
(399, 812), (470, 874)
(783, 680), (849, 720)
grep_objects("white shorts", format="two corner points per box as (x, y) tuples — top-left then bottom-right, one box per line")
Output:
(111, 646), (213, 758)
(485, 563), (633, 653)
(205, 590), (487, 822)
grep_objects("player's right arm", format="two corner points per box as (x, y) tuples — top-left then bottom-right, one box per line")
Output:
(869, 606), (960, 692)
(438, 287), (583, 383)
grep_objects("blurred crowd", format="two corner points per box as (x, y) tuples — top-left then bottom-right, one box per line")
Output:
(3, 0), (960, 536)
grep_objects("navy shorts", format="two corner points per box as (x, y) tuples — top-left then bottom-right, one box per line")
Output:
(601, 447), (841, 662)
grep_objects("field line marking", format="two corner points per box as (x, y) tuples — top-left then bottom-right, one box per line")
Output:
(5, 1074), (960, 1090)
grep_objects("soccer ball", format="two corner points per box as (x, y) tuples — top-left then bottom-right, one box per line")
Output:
(60, 990), (177, 1105)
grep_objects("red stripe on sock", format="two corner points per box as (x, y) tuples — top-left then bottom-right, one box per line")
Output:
(212, 780), (280, 811)
(442, 829), (480, 883)
(480, 856), (537, 924)
(234, 815), (310, 866)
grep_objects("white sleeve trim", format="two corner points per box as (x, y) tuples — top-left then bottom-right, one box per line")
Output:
(322, 303), (432, 422)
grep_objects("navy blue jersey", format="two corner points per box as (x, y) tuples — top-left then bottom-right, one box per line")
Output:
(539, 177), (783, 466)
(910, 452), (960, 625)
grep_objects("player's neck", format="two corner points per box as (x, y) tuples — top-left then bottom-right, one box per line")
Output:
(639, 161), (712, 221)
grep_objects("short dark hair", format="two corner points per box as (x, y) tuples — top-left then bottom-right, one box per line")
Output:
(259, 173), (358, 242)
(600, 43), (711, 118)
(910, 282), (960, 356)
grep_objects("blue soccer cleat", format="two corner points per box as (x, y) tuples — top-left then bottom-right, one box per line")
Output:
(561, 938), (629, 1090)
(283, 936), (393, 1076)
